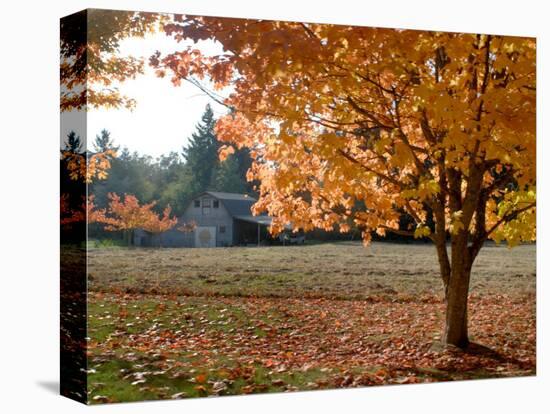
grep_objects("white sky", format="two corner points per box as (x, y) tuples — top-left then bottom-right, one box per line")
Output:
(61, 31), (229, 158)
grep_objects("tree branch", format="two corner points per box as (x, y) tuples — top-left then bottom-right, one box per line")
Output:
(380, 225), (416, 238)
(485, 202), (536, 238)
(337, 149), (403, 189)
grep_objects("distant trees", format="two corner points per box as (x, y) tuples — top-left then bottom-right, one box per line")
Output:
(90, 148), (157, 211)
(85, 107), (254, 242)
(89, 106), (254, 223)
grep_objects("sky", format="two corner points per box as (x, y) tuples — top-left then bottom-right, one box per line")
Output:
(61, 30), (229, 158)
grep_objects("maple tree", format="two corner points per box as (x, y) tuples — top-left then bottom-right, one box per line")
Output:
(61, 190), (180, 247)
(61, 148), (118, 183)
(60, 9), (160, 112)
(60, 194), (114, 227)
(59, 127), (117, 183)
(60, 193), (84, 226)
(150, 17), (536, 348)
(141, 206), (178, 247)
(104, 193), (178, 247)
(104, 193), (157, 245)
(60, 10), (162, 183)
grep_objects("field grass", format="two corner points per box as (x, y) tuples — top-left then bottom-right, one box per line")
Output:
(86, 241), (536, 403)
(88, 241), (535, 299)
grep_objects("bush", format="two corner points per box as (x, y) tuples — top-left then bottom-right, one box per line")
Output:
(86, 239), (127, 248)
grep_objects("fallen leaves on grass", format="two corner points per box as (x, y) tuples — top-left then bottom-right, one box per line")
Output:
(87, 292), (535, 402)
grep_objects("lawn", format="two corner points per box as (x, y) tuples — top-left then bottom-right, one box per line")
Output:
(86, 242), (536, 403)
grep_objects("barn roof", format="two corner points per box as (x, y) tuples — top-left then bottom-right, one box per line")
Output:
(234, 215), (273, 226)
(204, 191), (256, 201)
(189, 191), (291, 229)
(234, 215), (292, 229)
(199, 191), (260, 218)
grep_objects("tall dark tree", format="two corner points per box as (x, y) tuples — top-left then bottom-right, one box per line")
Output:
(212, 154), (247, 194)
(182, 104), (220, 195)
(64, 131), (82, 153)
(233, 147), (256, 195)
(93, 129), (119, 153)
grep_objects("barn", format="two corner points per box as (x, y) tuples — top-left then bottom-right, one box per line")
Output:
(134, 191), (276, 247)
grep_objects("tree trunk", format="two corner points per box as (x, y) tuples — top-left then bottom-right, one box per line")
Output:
(443, 236), (473, 348)
(443, 264), (472, 347)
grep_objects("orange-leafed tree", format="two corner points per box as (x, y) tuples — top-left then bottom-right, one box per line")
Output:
(177, 220), (197, 233)
(104, 193), (157, 246)
(60, 194), (114, 226)
(60, 9), (161, 112)
(61, 148), (118, 183)
(60, 10), (161, 183)
(142, 206), (178, 247)
(153, 18), (536, 348)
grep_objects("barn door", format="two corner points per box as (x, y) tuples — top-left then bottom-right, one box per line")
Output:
(194, 226), (216, 248)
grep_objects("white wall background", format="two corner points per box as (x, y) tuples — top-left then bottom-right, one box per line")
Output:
(0, 0), (547, 413)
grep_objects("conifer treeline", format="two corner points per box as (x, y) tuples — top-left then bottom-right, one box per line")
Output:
(86, 104), (254, 216)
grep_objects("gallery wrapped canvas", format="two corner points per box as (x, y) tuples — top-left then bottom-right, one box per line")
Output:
(60, 8), (536, 405)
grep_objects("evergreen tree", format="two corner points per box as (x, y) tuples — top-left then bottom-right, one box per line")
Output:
(233, 147), (256, 195)
(212, 154), (247, 194)
(182, 104), (219, 194)
(90, 148), (156, 211)
(93, 129), (119, 153)
(64, 131), (82, 153)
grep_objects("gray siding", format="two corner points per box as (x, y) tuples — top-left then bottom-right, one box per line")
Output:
(134, 226), (194, 248)
(181, 194), (234, 247)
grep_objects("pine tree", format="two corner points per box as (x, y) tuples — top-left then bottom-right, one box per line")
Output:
(93, 129), (119, 153)
(64, 131), (82, 153)
(182, 104), (220, 194)
(213, 154), (247, 193)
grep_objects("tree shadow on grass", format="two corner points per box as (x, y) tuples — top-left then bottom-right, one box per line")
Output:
(430, 341), (513, 360)
(427, 341), (529, 375)
(390, 342), (529, 383)
(461, 342), (512, 361)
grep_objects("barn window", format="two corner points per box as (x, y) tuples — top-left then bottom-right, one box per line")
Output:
(194, 200), (200, 208)
(213, 200), (219, 208)
(202, 199), (211, 215)
(219, 225), (226, 234)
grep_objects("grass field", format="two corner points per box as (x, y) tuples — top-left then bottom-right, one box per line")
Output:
(86, 242), (536, 403)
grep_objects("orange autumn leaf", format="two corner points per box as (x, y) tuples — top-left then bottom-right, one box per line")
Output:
(194, 374), (207, 384)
